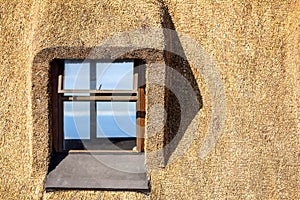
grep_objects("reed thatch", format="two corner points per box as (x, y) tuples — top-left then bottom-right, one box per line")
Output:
(0, 0), (299, 199)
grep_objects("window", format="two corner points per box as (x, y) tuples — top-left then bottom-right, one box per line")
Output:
(46, 59), (148, 190)
(51, 59), (145, 153)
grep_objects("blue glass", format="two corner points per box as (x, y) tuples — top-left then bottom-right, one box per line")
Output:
(63, 61), (136, 140)
(64, 102), (90, 139)
(64, 61), (90, 96)
(96, 102), (136, 138)
(96, 62), (133, 90)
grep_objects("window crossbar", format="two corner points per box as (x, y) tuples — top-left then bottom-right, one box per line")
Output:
(61, 96), (138, 101)
(57, 74), (138, 95)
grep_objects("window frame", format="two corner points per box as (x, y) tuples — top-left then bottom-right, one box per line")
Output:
(51, 59), (145, 153)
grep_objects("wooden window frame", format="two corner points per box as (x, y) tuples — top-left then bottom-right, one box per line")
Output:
(51, 59), (145, 153)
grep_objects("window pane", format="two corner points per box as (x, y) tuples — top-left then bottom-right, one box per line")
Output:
(64, 60), (90, 96)
(97, 102), (136, 138)
(96, 62), (134, 90)
(64, 102), (90, 139)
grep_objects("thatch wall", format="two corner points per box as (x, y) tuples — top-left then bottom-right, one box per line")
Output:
(0, 0), (299, 199)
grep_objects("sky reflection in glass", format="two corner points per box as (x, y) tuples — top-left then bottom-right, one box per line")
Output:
(97, 102), (136, 138)
(63, 61), (136, 139)
(64, 61), (90, 96)
(64, 102), (90, 139)
(96, 62), (133, 90)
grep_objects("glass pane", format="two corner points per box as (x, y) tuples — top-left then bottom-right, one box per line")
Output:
(64, 60), (90, 96)
(64, 102), (90, 139)
(96, 62), (133, 90)
(97, 102), (136, 138)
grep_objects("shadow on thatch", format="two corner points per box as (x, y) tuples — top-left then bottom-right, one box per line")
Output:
(160, 2), (203, 165)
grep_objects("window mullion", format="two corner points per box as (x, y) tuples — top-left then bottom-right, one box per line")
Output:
(90, 61), (97, 140)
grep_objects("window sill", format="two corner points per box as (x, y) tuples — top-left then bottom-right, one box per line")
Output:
(45, 152), (149, 192)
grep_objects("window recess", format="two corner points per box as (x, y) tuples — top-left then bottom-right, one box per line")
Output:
(47, 57), (148, 191)
(51, 60), (145, 153)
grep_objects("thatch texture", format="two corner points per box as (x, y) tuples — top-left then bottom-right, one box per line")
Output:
(0, 0), (299, 199)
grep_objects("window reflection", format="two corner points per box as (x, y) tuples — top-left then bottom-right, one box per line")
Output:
(63, 61), (136, 142)
(64, 102), (90, 139)
(96, 62), (133, 90)
(97, 102), (136, 138)
(64, 61), (90, 96)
